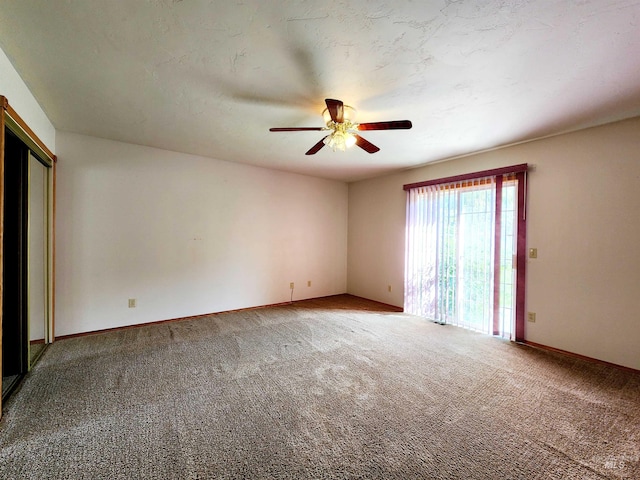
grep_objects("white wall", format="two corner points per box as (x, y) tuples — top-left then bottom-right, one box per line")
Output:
(55, 132), (348, 336)
(348, 117), (640, 370)
(0, 46), (55, 151)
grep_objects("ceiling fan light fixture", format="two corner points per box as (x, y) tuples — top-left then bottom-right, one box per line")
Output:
(269, 98), (411, 155)
(344, 132), (357, 148)
(323, 131), (357, 151)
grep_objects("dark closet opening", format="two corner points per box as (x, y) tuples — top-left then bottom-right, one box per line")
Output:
(2, 128), (30, 400)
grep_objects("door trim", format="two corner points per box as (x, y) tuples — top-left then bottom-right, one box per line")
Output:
(0, 96), (56, 416)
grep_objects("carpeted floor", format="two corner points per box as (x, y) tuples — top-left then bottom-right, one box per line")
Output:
(1, 294), (638, 479)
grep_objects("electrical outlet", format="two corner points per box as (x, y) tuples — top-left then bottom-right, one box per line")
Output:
(529, 248), (538, 259)
(307, 281), (311, 287)
(128, 298), (136, 308)
(290, 282), (294, 290)
(527, 312), (536, 323)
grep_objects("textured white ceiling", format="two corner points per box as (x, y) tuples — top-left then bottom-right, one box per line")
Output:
(1, 1), (639, 182)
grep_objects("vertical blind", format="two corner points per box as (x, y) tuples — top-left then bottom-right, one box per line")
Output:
(404, 165), (527, 339)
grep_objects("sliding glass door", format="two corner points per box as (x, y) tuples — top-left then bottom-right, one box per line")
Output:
(404, 166), (526, 340)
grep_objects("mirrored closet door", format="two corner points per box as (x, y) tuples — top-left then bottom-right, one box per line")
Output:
(1, 117), (54, 403)
(28, 151), (51, 366)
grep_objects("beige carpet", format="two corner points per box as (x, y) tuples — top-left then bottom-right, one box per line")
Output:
(1, 295), (638, 479)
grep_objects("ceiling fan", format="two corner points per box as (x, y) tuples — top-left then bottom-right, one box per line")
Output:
(269, 98), (412, 155)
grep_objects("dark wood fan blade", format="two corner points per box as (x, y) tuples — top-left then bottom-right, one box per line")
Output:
(306, 137), (328, 155)
(354, 134), (380, 154)
(357, 120), (412, 131)
(270, 127), (325, 131)
(325, 98), (344, 123)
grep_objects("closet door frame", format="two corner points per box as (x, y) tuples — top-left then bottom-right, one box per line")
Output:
(0, 96), (56, 416)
